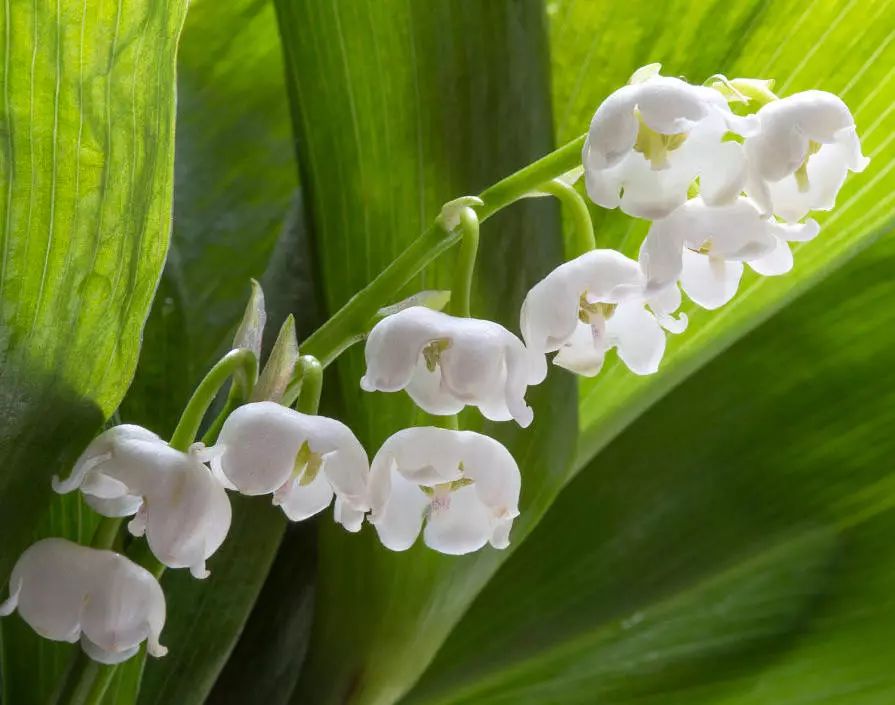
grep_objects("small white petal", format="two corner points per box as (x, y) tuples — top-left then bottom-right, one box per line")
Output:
(333, 496), (366, 533)
(275, 471), (335, 523)
(679, 250), (744, 310)
(423, 485), (493, 555)
(748, 236), (794, 276)
(369, 463), (429, 552)
(553, 321), (606, 377)
(404, 357), (466, 417)
(606, 302), (666, 375)
(636, 77), (713, 134)
(584, 84), (641, 169)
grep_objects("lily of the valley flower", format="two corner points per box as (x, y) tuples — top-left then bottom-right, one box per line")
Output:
(361, 306), (539, 428)
(202, 401), (370, 531)
(0, 538), (167, 664)
(52, 425), (232, 579)
(521, 249), (685, 379)
(369, 427), (520, 555)
(745, 90), (869, 222)
(639, 196), (820, 310)
(582, 67), (757, 220)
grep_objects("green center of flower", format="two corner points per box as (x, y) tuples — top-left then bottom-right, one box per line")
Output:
(292, 440), (324, 486)
(419, 462), (475, 512)
(578, 293), (617, 324)
(633, 111), (688, 169)
(422, 338), (452, 372)
(794, 140), (823, 192)
(687, 239), (713, 255)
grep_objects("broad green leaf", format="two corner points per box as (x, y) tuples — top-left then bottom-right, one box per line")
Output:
(403, 230), (895, 704)
(0, 0), (187, 701)
(276, 2), (576, 704)
(115, 0), (305, 703)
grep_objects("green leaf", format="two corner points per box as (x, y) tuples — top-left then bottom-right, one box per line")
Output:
(114, 0), (304, 703)
(275, 1), (576, 704)
(0, 0), (187, 701)
(403, 230), (895, 704)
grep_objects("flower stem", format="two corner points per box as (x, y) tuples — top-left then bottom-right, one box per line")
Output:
(536, 178), (595, 258)
(295, 355), (323, 415)
(299, 133), (586, 366)
(168, 348), (258, 452)
(451, 207), (480, 318)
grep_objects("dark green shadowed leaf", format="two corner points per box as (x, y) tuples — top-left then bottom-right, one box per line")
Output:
(113, 0), (306, 703)
(275, 2), (575, 704)
(0, 0), (187, 702)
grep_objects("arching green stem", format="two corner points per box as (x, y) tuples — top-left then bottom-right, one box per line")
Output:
(451, 207), (480, 318)
(536, 178), (595, 258)
(295, 355), (323, 415)
(169, 348), (258, 452)
(299, 133), (587, 366)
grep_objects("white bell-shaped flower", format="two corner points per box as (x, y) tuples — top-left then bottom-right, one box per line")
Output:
(202, 401), (370, 531)
(368, 427), (520, 555)
(361, 307), (539, 428)
(745, 90), (869, 222)
(639, 196), (819, 310)
(53, 426), (232, 579)
(521, 249), (684, 379)
(583, 69), (757, 220)
(0, 538), (167, 664)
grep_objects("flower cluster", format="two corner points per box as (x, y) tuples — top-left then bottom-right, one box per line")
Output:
(1, 65), (866, 665)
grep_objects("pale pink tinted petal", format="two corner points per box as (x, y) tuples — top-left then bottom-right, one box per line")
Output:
(423, 485), (492, 555)
(553, 321), (606, 377)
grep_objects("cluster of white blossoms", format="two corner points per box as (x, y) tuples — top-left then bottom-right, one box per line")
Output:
(1, 64), (866, 664)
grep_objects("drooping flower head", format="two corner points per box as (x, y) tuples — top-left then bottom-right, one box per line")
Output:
(361, 306), (540, 427)
(745, 90), (869, 222)
(521, 249), (685, 379)
(53, 426), (232, 579)
(0, 538), (167, 664)
(368, 427), (520, 555)
(639, 196), (820, 310)
(202, 401), (370, 531)
(583, 65), (757, 220)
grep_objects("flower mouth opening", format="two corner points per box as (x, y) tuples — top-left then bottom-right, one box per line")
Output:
(794, 139), (823, 192)
(292, 440), (324, 486)
(633, 110), (688, 169)
(578, 292), (617, 324)
(421, 338), (452, 372)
